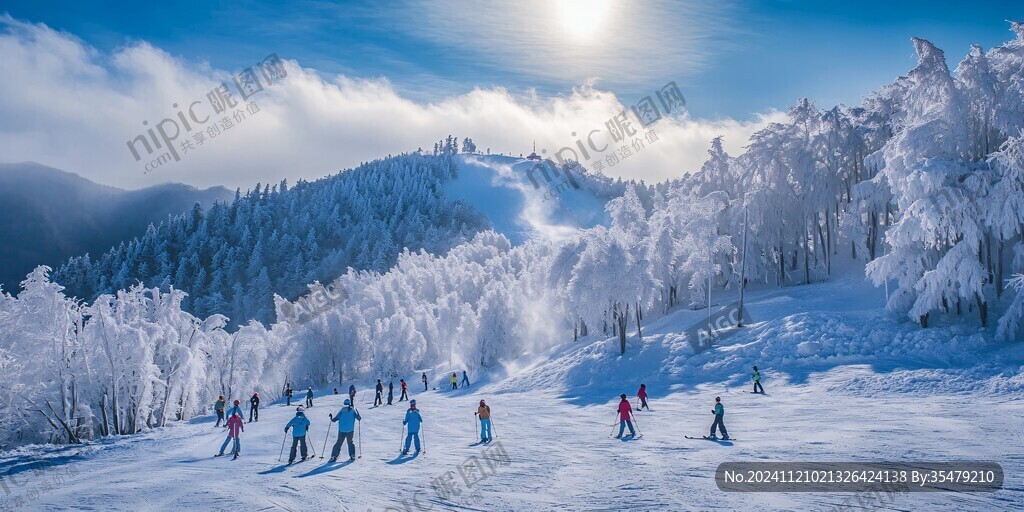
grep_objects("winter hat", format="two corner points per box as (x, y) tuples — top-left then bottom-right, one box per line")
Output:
(715, 396), (721, 402)
(753, 366), (758, 371)
(234, 399), (240, 405)
(254, 392), (259, 396)
(620, 393), (627, 400)
(479, 399), (486, 405)
(296, 406), (305, 413)
(640, 384), (646, 388)
(219, 395), (224, 400)
(344, 399), (351, 406)
(410, 400), (417, 407)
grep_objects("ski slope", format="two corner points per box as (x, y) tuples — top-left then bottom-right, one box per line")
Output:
(2, 278), (1023, 511)
(444, 154), (610, 244)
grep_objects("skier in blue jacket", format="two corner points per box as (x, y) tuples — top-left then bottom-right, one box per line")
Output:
(329, 399), (362, 462)
(285, 407), (312, 463)
(401, 400), (423, 455)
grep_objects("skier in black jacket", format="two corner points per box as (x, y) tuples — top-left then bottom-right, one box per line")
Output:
(375, 379), (384, 406)
(248, 392), (260, 422)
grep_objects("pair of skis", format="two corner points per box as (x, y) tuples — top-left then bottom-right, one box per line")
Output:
(684, 436), (738, 441)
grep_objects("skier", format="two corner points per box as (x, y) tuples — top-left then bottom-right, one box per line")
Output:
(217, 412), (244, 459)
(375, 379), (384, 407)
(401, 400), (423, 455)
(305, 386), (314, 408)
(333, 388), (339, 395)
(615, 394), (636, 438)
(461, 370), (470, 388)
(422, 372), (428, 391)
(387, 381), (394, 405)
(214, 395), (226, 427)
(248, 392), (260, 423)
(450, 372), (458, 390)
(636, 384), (649, 411)
(399, 379), (409, 401)
(329, 399), (362, 462)
(476, 399), (492, 442)
(285, 383), (293, 406)
(227, 399), (243, 419)
(752, 366), (764, 394)
(284, 406), (312, 463)
(710, 396), (729, 440)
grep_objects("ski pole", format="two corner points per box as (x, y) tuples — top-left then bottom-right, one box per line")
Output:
(320, 422), (332, 460)
(632, 413), (642, 436)
(358, 419), (362, 459)
(610, 413), (619, 437)
(278, 432), (287, 462)
(490, 417), (498, 440)
(422, 424), (426, 454)
(399, 424), (405, 453)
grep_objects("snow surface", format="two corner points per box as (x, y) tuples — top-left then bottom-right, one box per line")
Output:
(2, 277), (1023, 511)
(444, 154), (610, 244)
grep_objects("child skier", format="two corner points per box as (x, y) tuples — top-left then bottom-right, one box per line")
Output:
(306, 387), (314, 408)
(375, 379), (384, 406)
(752, 366), (764, 394)
(636, 384), (649, 411)
(399, 379), (408, 401)
(450, 373), (458, 390)
(616, 394), (636, 438)
(285, 406), (312, 463)
(329, 399), (361, 462)
(387, 381), (394, 405)
(248, 392), (260, 423)
(476, 399), (492, 442)
(348, 384), (357, 405)
(214, 395), (226, 427)
(422, 372), (428, 391)
(710, 397), (729, 440)
(461, 370), (470, 388)
(227, 399), (243, 419)
(401, 400), (423, 455)
(217, 412), (244, 459)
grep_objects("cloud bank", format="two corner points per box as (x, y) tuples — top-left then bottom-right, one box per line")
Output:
(0, 15), (783, 190)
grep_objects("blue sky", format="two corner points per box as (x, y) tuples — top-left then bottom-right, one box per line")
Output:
(1, 0), (1019, 120)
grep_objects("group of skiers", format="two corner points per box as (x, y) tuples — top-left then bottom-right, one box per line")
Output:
(212, 366), (763, 461)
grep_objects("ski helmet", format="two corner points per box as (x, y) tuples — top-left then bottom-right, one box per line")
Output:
(297, 406), (305, 413)
(343, 399), (351, 406)
(410, 399), (417, 406)
(620, 393), (627, 400)
(715, 396), (721, 402)
(234, 399), (240, 405)
(254, 392), (258, 396)
(479, 399), (485, 405)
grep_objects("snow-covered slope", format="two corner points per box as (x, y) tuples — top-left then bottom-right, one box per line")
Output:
(445, 154), (611, 244)
(3, 277), (1022, 511)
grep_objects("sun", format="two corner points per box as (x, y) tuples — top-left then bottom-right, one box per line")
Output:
(557, 0), (613, 41)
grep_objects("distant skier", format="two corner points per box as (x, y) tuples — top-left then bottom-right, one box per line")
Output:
(334, 388), (339, 395)
(710, 397), (729, 440)
(476, 399), (492, 442)
(401, 400), (424, 455)
(387, 381), (394, 405)
(752, 366), (764, 394)
(248, 392), (260, 423)
(306, 387), (314, 408)
(375, 379), (384, 407)
(214, 395), (226, 427)
(399, 379), (409, 401)
(284, 406), (312, 463)
(636, 384), (649, 411)
(227, 399), (243, 420)
(329, 399), (362, 462)
(422, 372), (428, 391)
(285, 383), (293, 406)
(450, 373), (458, 390)
(461, 370), (470, 388)
(615, 394), (636, 438)
(349, 384), (357, 405)
(217, 412), (244, 459)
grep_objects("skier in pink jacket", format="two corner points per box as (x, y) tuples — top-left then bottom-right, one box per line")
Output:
(217, 412), (244, 459)
(615, 394), (636, 438)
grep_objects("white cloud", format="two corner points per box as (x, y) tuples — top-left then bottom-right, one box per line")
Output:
(0, 15), (779, 190)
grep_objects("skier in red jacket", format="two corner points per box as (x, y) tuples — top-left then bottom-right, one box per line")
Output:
(217, 412), (244, 459)
(636, 384), (649, 411)
(615, 394), (636, 438)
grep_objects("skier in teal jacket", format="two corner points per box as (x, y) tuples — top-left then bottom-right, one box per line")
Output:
(709, 397), (729, 440)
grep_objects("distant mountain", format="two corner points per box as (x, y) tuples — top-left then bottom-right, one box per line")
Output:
(0, 162), (233, 292)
